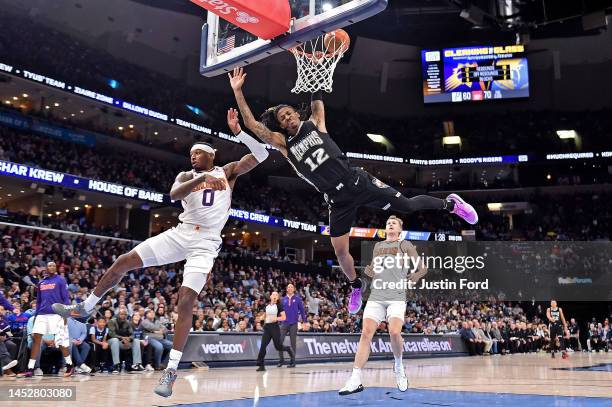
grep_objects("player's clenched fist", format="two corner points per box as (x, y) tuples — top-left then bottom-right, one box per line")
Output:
(205, 175), (226, 190)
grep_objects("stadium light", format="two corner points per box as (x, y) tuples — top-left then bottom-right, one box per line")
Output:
(367, 133), (385, 143)
(442, 136), (461, 145)
(54, 102), (60, 107)
(97, 204), (102, 208)
(556, 130), (577, 139)
(154, 214), (160, 218)
(487, 203), (502, 211)
(22, 93), (28, 97)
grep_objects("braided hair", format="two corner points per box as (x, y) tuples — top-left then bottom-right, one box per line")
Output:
(260, 103), (309, 136)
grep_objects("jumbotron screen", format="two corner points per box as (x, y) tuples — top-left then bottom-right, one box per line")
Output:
(421, 45), (529, 104)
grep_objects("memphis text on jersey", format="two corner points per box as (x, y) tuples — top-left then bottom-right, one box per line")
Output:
(290, 131), (324, 162)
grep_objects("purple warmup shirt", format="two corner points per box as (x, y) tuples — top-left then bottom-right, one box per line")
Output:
(36, 274), (69, 315)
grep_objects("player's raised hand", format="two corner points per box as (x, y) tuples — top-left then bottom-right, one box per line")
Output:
(228, 67), (247, 91)
(227, 108), (242, 135)
(205, 175), (226, 191)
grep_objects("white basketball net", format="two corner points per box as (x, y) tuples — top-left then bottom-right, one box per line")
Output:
(290, 33), (348, 94)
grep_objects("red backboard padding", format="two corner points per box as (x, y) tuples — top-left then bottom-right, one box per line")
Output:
(190, 0), (291, 40)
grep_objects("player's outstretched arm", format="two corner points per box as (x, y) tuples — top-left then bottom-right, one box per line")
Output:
(228, 67), (287, 154)
(223, 108), (268, 183)
(310, 91), (327, 133)
(169, 171), (225, 201)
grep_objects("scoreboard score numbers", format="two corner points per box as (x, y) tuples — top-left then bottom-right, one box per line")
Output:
(422, 45), (530, 104)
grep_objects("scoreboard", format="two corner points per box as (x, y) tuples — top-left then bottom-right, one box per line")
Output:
(422, 45), (529, 104)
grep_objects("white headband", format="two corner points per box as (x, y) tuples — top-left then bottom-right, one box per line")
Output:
(190, 143), (215, 155)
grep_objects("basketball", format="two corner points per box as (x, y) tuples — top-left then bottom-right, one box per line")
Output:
(324, 29), (350, 55)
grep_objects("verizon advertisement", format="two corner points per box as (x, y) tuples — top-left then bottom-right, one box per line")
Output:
(173, 333), (467, 364)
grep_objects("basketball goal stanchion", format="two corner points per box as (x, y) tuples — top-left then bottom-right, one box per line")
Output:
(289, 29), (351, 93)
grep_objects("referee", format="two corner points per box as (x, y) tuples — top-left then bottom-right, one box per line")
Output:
(256, 292), (294, 371)
(278, 283), (306, 367)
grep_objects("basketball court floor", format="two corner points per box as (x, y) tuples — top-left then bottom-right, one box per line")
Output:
(2, 353), (612, 406)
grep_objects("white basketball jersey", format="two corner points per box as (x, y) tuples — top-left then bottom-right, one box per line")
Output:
(178, 166), (232, 239)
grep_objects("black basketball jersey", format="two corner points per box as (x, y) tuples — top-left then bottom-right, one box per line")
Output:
(550, 307), (560, 322)
(285, 120), (351, 193)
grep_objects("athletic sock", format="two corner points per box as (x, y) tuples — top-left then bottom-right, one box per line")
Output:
(64, 355), (73, 366)
(394, 356), (403, 371)
(443, 199), (455, 212)
(28, 359), (36, 369)
(167, 349), (182, 370)
(350, 279), (362, 289)
(83, 293), (101, 312)
(351, 367), (361, 380)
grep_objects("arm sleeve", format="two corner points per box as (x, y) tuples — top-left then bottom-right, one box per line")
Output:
(60, 278), (70, 305)
(0, 293), (14, 312)
(304, 286), (312, 301)
(236, 130), (269, 162)
(299, 297), (307, 321)
(35, 285), (41, 315)
(107, 320), (118, 338)
(141, 319), (154, 332)
(78, 323), (87, 342)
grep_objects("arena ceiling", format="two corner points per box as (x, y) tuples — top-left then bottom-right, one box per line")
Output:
(2, 0), (611, 80)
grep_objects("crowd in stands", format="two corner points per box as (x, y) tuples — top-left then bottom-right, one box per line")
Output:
(3, 122), (612, 242)
(1, 224), (611, 375)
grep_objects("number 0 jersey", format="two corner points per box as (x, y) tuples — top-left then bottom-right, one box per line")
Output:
(285, 120), (352, 193)
(178, 166), (232, 239)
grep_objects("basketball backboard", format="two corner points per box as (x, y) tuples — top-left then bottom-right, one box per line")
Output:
(199, 0), (387, 77)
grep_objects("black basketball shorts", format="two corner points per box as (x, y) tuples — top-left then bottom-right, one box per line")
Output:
(324, 168), (402, 237)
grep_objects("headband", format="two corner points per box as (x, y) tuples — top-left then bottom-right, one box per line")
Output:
(190, 143), (215, 155)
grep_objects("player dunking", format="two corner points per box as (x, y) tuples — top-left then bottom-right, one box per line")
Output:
(340, 215), (427, 395)
(229, 67), (478, 314)
(547, 300), (569, 359)
(52, 109), (269, 397)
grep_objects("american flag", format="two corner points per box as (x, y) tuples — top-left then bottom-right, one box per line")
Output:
(217, 35), (236, 55)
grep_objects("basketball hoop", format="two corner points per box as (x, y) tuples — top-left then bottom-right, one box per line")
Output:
(289, 29), (350, 94)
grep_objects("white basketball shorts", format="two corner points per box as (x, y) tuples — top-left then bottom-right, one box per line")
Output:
(362, 300), (407, 324)
(32, 314), (70, 347)
(134, 223), (221, 293)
